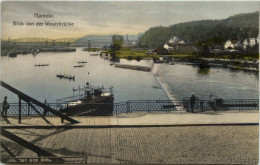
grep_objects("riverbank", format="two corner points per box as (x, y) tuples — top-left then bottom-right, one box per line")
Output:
(114, 48), (158, 60)
(174, 57), (259, 72)
(114, 49), (258, 72)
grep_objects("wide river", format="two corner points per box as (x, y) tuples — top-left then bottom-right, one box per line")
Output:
(0, 48), (258, 104)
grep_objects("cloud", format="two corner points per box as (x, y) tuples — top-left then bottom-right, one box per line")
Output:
(1, 1), (258, 39)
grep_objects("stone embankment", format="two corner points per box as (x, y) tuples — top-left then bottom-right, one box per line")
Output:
(175, 58), (259, 71)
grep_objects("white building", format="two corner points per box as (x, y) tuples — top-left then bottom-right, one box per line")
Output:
(243, 39), (249, 50)
(178, 40), (186, 44)
(224, 39), (242, 51)
(164, 43), (174, 50)
(243, 37), (259, 50)
(168, 36), (180, 44)
(249, 38), (258, 47)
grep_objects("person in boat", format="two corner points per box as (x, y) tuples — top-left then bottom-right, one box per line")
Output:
(2, 96), (10, 117)
(190, 93), (196, 113)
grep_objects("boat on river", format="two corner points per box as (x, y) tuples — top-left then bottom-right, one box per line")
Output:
(35, 64), (49, 67)
(90, 53), (99, 56)
(77, 61), (87, 64)
(57, 82), (114, 116)
(74, 65), (85, 68)
(56, 74), (75, 80)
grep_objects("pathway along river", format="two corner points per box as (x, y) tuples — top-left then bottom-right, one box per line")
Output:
(0, 48), (258, 105)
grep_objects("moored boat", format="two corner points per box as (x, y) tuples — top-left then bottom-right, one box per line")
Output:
(57, 82), (114, 116)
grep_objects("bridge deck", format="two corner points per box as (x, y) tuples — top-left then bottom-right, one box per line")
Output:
(1, 111), (259, 164)
(1, 116), (111, 127)
(1, 110), (258, 128)
(1, 124), (258, 164)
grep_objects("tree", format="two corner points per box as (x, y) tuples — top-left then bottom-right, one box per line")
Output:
(111, 35), (124, 51)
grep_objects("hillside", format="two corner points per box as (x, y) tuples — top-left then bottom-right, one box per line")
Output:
(138, 12), (259, 48)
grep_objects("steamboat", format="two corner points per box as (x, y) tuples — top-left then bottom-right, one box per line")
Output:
(57, 82), (114, 116)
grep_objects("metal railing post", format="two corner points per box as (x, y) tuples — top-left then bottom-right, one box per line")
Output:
(115, 104), (117, 116)
(27, 102), (30, 116)
(200, 100), (203, 112)
(239, 100), (241, 111)
(147, 101), (150, 113)
(18, 97), (21, 124)
(128, 101), (131, 113)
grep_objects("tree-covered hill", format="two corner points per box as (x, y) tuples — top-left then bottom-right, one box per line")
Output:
(138, 12), (259, 48)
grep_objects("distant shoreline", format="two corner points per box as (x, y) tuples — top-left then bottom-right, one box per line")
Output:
(174, 58), (259, 72)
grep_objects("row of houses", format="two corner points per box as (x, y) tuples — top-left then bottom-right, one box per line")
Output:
(224, 37), (259, 51)
(162, 36), (259, 54)
(163, 36), (196, 52)
(148, 37), (197, 55)
(210, 37), (259, 53)
(148, 35), (259, 55)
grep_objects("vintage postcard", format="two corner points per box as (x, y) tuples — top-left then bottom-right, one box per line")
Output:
(0, 0), (259, 164)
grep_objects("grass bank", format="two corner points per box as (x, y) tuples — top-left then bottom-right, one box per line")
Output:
(115, 48), (159, 60)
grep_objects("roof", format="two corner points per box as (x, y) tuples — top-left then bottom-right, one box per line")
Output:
(231, 39), (238, 44)
(177, 43), (194, 46)
(154, 46), (168, 52)
(166, 43), (174, 47)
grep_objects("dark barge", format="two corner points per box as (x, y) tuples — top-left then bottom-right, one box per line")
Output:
(57, 83), (114, 116)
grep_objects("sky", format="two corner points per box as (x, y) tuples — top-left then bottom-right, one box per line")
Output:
(1, 1), (259, 39)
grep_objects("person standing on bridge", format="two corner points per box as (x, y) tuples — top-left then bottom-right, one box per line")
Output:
(190, 93), (196, 113)
(2, 96), (10, 117)
(43, 99), (48, 116)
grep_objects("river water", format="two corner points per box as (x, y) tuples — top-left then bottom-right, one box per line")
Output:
(153, 63), (258, 100)
(0, 48), (258, 104)
(0, 48), (168, 103)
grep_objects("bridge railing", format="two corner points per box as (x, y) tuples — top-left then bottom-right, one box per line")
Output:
(0, 103), (61, 117)
(183, 98), (259, 112)
(0, 156), (87, 164)
(0, 99), (258, 117)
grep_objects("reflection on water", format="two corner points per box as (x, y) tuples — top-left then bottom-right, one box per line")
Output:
(0, 48), (168, 103)
(1, 49), (258, 104)
(197, 68), (210, 75)
(155, 63), (258, 100)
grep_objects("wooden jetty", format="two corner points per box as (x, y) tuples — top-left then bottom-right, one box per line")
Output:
(39, 48), (76, 52)
(115, 64), (151, 72)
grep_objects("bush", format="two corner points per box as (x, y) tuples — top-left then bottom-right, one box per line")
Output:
(136, 56), (142, 61)
(127, 56), (134, 60)
(153, 57), (159, 62)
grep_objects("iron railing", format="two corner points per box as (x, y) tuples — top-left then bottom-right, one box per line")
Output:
(182, 98), (259, 112)
(0, 156), (88, 164)
(0, 99), (258, 117)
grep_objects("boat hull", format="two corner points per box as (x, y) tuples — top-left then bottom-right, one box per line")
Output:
(60, 96), (114, 116)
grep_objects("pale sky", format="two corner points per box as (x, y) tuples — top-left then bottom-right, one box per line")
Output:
(1, 1), (259, 39)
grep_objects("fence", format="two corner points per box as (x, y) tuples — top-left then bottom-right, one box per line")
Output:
(0, 99), (258, 117)
(0, 156), (88, 164)
(182, 98), (259, 112)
